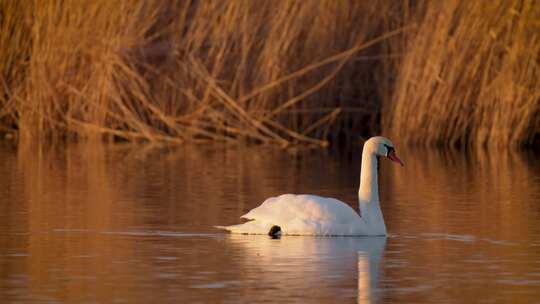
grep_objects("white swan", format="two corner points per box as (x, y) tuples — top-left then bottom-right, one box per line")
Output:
(217, 136), (404, 236)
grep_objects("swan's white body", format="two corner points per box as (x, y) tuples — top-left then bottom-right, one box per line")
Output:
(220, 194), (382, 235)
(217, 136), (402, 236)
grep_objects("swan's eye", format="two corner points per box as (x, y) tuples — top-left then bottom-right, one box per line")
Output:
(383, 144), (394, 157)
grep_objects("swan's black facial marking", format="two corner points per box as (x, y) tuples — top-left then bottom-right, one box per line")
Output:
(383, 144), (394, 157)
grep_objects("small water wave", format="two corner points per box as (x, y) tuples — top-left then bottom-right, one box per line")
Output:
(51, 228), (223, 239)
(2, 253), (30, 257)
(102, 230), (221, 238)
(190, 282), (226, 289)
(420, 233), (476, 242)
(155, 256), (177, 261)
(408, 233), (521, 246)
(496, 279), (540, 286)
(478, 238), (519, 246)
(385, 284), (434, 294)
(52, 228), (90, 233)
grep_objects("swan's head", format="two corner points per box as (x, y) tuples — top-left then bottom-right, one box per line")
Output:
(364, 136), (404, 166)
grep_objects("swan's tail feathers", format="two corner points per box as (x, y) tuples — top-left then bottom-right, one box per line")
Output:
(214, 220), (272, 235)
(214, 224), (243, 233)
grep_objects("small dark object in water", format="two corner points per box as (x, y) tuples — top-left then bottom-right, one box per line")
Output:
(268, 225), (281, 238)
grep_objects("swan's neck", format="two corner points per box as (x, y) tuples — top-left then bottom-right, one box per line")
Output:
(358, 148), (385, 232)
(359, 152), (379, 206)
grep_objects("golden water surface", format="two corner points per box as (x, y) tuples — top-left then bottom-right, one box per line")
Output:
(0, 142), (539, 303)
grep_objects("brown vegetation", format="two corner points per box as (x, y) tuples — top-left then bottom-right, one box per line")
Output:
(0, 1), (538, 147)
(384, 1), (540, 148)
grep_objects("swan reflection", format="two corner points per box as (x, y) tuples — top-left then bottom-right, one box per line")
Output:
(356, 238), (386, 304)
(224, 235), (386, 303)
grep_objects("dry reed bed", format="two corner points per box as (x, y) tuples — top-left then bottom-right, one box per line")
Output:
(0, 1), (538, 147)
(384, 0), (540, 147)
(0, 0), (397, 146)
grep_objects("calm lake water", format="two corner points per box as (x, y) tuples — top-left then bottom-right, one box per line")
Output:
(1, 142), (540, 303)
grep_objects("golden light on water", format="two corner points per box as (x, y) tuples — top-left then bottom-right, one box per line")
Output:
(1, 143), (539, 302)
(357, 252), (371, 304)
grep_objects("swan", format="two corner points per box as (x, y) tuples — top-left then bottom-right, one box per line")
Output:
(216, 136), (404, 236)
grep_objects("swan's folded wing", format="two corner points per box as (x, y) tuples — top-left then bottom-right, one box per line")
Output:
(240, 194), (315, 222)
(243, 194), (354, 224)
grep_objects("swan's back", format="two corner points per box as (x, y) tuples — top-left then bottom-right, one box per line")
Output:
(220, 194), (365, 236)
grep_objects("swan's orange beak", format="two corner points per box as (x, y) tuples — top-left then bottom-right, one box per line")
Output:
(387, 150), (404, 167)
